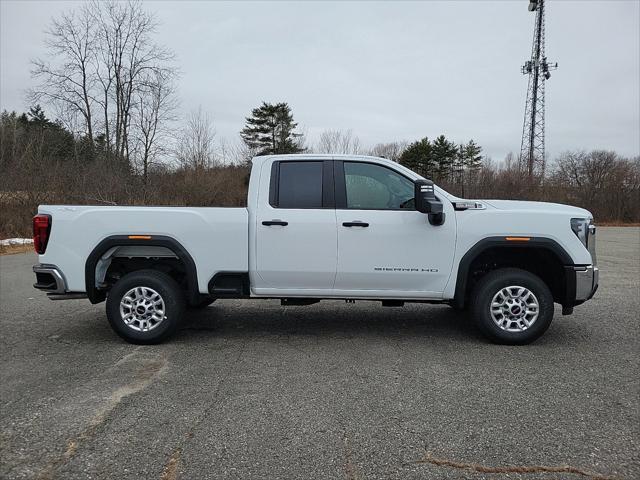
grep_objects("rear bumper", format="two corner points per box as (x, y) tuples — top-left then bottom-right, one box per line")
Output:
(33, 264), (88, 300)
(33, 264), (67, 293)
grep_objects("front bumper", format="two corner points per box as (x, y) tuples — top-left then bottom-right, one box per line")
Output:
(575, 265), (599, 301)
(564, 264), (599, 309)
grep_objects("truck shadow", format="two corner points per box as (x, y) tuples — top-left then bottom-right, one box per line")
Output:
(177, 301), (486, 344)
(66, 300), (572, 346)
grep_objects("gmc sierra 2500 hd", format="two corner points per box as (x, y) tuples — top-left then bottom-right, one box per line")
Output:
(32, 154), (598, 345)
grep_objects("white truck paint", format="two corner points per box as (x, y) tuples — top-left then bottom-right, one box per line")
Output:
(33, 154), (599, 344)
(36, 206), (248, 292)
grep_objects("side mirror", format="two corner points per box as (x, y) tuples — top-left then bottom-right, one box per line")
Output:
(414, 179), (445, 226)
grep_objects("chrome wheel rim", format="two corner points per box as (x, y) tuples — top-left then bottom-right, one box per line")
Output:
(490, 285), (539, 333)
(119, 286), (166, 332)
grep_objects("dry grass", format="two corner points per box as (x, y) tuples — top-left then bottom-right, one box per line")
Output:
(160, 448), (182, 480)
(596, 222), (640, 227)
(0, 243), (33, 256)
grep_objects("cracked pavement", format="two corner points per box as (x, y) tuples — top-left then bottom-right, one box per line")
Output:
(1, 227), (638, 479)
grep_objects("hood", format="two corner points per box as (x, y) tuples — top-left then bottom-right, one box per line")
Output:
(483, 199), (592, 218)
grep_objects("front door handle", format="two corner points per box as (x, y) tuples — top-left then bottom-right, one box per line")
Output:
(262, 220), (288, 226)
(342, 221), (369, 227)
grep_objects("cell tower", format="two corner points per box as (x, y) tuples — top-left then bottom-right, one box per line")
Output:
(520, 0), (557, 178)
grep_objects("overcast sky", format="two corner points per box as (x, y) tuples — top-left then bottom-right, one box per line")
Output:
(1, 0), (639, 161)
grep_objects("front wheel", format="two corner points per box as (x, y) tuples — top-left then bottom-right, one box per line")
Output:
(106, 269), (185, 344)
(470, 268), (554, 345)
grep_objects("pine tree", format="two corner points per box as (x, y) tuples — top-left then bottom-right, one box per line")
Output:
(454, 143), (465, 188)
(431, 135), (458, 182)
(398, 137), (434, 179)
(240, 102), (304, 156)
(27, 105), (50, 127)
(462, 140), (483, 171)
(457, 140), (483, 197)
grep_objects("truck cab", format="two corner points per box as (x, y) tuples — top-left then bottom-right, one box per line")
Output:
(248, 155), (456, 298)
(33, 154), (599, 345)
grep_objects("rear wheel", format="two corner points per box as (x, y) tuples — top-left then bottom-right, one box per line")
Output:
(470, 268), (554, 345)
(106, 269), (185, 344)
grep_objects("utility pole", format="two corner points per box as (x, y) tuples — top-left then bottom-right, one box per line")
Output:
(520, 0), (557, 179)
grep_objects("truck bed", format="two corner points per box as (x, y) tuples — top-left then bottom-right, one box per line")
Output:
(37, 205), (249, 293)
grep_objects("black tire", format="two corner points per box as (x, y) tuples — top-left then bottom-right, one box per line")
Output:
(106, 269), (185, 344)
(470, 268), (554, 345)
(189, 298), (216, 310)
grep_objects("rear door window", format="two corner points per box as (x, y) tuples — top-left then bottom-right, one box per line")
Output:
(276, 162), (323, 209)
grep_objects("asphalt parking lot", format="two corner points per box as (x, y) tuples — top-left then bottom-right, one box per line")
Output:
(1, 227), (638, 480)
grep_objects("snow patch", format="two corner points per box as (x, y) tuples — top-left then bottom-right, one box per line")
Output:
(0, 238), (34, 246)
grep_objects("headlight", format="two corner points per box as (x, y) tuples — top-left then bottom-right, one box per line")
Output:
(570, 218), (589, 247)
(571, 218), (597, 264)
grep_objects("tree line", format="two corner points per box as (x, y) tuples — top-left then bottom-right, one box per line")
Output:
(1, 103), (638, 238)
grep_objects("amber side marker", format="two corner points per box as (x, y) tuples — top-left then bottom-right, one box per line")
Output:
(128, 235), (152, 240)
(505, 237), (530, 242)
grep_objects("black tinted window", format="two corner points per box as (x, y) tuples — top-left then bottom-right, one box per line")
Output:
(277, 162), (323, 208)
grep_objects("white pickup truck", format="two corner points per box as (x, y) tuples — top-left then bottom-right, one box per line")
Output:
(32, 154), (598, 345)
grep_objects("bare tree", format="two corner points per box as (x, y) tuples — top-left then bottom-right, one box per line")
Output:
(95, 1), (174, 162)
(228, 136), (258, 166)
(30, 7), (97, 142)
(176, 107), (216, 170)
(316, 129), (360, 154)
(550, 150), (640, 220)
(368, 141), (408, 161)
(31, 0), (177, 168)
(294, 126), (309, 154)
(217, 136), (251, 166)
(132, 68), (178, 192)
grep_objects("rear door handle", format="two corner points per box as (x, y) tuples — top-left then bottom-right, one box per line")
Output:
(342, 221), (369, 227)
(262, 220), (288, 226)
